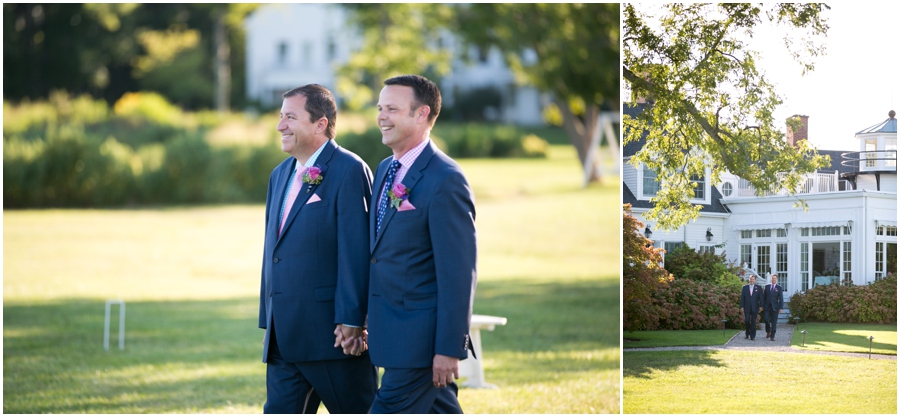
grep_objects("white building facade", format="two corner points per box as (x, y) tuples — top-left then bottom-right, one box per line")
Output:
(244, 4), (544, 124)
(624, 105), (897, 298)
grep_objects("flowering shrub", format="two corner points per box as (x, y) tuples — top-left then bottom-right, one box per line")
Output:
(651, 278), (744, 330)
(790, 276), (897, 324)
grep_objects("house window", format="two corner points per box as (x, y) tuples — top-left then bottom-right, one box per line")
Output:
(801, 242), (810, 291)
(740, 244), (752, 267)
(842, 241), (852, 286)
(756, 229), (771, 238)
(642, 165), (660, 197)
(776, 228), (787, 238)
(664, 241), (683, 255)
(722, 182), (733, 197)
(877, 226), (898, 236)
(776, 243), (788, 292)
(887, 138), (897, 168)
(277, 41), (288, 65)
(866, 139), (877, 168)
(757, 245), (770, 275)
(740, 230), (752, 239)
(810, 226), (842, 236)
(326, 36), (336, 61)
(876, 241), (884, 280)
(692, 174), (705, 199)
(302, 41), (313, 68)
(800, 228), (809, 237)
(698, 245), (715, 255)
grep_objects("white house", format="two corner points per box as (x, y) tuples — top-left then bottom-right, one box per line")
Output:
(244, 4), (545, 125)
(624, 104), (897, 299)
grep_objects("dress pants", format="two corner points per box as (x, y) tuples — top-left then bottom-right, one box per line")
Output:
(264, 324), (377, 414)
(764, 309), (779, 337)
(370, 367), (463, 414)
(743, 309), (757, 339)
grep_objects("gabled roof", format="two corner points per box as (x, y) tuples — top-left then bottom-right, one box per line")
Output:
(856, 111), (897, 135)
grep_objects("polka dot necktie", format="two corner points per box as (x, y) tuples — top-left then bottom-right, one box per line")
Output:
(376, 160), (401, 237)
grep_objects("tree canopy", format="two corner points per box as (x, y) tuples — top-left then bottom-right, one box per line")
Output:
(623, 3), (832, 230)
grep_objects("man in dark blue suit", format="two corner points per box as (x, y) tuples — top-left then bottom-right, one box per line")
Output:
(259, 84), (377, 413)
(739, 274), (763, 340)
(762, 274), (784, 341)
(366, 75), (477, 413)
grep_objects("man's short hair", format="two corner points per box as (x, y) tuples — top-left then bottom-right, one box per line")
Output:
(383, 74), (441, 126)
(283, 84), (337, 139)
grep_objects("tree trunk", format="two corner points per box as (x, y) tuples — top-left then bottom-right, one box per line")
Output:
(556, 98), (601, 184)
(214, 11), (230, 113)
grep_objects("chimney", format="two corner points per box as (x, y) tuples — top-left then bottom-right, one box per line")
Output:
(786, 115), (809, 148)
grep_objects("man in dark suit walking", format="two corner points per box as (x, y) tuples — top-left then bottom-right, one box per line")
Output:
(259, 84), (377, 413)
(739, 274), (763, 340)
(762, 273), (784, 341)
(366, 75), (477, 413)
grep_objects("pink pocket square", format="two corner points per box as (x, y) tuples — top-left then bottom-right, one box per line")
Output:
(306, 193), (322, 204)
(397, 200), (415, 211)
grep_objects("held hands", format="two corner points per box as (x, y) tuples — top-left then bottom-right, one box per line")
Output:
(432, 354), (459, 389)
(334, 324), (368, 356)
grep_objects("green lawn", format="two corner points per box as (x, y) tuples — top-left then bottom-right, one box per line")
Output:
(624, 329), (736, 348)
(624, 350), (896, 414)
(792, 322), (897, 355)
(3, 145), (620, 414)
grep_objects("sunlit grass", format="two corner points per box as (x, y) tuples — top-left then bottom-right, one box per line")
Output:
(791, 322), (897, 355)
(624, 349), (896, 414)
(623, 329), (737, 348)
(4, 145), (619, 413)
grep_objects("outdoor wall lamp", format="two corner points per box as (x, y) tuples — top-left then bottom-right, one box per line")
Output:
(706, 228), (713, 242)
(644, 226), (652, 239)
(801, 330), (807, 346)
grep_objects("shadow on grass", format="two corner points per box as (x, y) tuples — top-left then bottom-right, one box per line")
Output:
(4, 298), (265, 413)
(623, 350), (724, 379)
(470, 278), (620, 384)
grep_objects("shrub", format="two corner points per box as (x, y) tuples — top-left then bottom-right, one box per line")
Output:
(664, 244), (743, 293)
(790, 276), (897, 324)
(652, 278), (744, 330)
(431, 123), (549, 159)
(623, 204), (671, 331)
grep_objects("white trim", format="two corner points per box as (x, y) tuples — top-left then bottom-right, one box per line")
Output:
(789, 221), (851, 228)
(733, 223), (785, 231)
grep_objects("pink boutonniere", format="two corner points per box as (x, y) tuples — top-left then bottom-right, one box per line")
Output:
(388, 183), (416, 211)
(388, 183), (410, 209)
(303, 166), (323, 193)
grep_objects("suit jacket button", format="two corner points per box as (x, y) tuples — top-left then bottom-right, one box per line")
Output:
(273, 257), (280, 264)
(371, 257), (377, 264)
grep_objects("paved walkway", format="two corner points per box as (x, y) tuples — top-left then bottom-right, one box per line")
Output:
(625, 324), (896, 360)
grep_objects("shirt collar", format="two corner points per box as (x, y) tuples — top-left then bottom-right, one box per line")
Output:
(296, 140), (329, 171)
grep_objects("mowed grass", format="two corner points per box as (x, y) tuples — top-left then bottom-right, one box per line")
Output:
(3, 145), (620, 414)
(791, 322), (897, 355)
(623, 329), (737, 348)
(624, 349), (896, 414)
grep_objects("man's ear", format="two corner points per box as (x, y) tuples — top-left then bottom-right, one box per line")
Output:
(316, 117), (328, 134)
(417, 105), (431, 123)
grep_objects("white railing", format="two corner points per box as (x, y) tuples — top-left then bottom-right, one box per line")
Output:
(735, 171), (840, 197)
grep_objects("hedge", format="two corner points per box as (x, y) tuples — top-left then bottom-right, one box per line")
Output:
(789, 276), (897, 324)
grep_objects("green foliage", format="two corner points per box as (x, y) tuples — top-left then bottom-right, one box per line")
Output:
(790, 276), (897, 324)
(664, 244), (742, 292)
(652, 278), (743, 331)
(336, 4), (455, 110)
(432, 123), (549, 159)
(623, 3), (832, 230)
(622, 204), (671, 331)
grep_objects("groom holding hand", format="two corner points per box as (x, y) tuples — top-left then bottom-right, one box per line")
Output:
(366, 74), (478, 413)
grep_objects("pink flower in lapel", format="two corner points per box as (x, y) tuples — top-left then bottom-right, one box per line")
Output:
(388, 183), (410, 209)
(302, 165), (323, 193)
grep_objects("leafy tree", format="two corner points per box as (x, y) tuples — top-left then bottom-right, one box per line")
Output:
(663, 244), (742, 293)
(336, 4), (455, 111)
(623, 204), (671, 332)
(455, 3), (619, 184)
(623, 3), (832, 230)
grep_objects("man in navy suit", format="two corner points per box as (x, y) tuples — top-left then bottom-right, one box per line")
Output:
(739, 274), (763, 340)
(366, 75), (477, 413)
(259, 84), (377, 413)
(762, 273), (784, 341)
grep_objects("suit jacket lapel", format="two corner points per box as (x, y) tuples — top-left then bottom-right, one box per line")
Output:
(278, 141), (335, 243)
(370, 159), (390, 251)
(372, 141), (436, 251)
